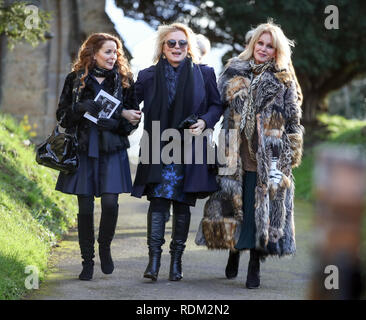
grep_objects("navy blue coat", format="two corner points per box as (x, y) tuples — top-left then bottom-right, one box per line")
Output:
(131, 63), (224, 198)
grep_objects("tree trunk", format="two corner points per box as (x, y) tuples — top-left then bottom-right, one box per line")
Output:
(298, 74), (328, 125)
(301, 91), (329, 124)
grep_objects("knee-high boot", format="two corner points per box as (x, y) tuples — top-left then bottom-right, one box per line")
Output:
(225, 249), (240, 279)
(169, 210), (191, 281)
(97, 204), (119, 275)
(77, 214), (95, 281)
(246, 249), (260, 289)
(143, 209), (166, 281)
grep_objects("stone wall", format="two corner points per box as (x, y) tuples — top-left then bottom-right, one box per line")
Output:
(0, 0), (117, 141)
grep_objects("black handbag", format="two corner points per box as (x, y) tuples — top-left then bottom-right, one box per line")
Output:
(36, 123), (79, 174)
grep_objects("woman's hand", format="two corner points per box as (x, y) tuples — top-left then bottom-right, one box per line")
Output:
(75, 100), (101, 116)
(121, 109), (142, 126)
(189, 119), (206, 136)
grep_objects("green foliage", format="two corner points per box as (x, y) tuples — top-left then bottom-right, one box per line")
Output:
(117, 0), (366, 121)
(0, 0), (51, 49)
(0, 113), (77, 299)
(117, 0), (366, 76)
(293, 114), (366, 298)
(328, 78), (366, 120)
(293, 113), (366, 201)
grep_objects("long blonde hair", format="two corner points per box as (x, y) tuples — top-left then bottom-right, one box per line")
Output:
(72, 33), (133, 88)
(239, 21), (294, 70)
(152, 22), (200, 64)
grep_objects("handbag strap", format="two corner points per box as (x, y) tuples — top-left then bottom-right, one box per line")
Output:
(57, 110), (79, 143)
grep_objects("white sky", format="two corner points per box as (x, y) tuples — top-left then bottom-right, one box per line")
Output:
(105, 0), (230, 77)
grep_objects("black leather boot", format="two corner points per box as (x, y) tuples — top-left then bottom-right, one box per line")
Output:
(169, 210), (191, 281)
(97, 204), (119, 275)
(143, 209), (166, 281)
(245, 249), (260, 289)
(77, 214), (95, 281)
(225, 249), (240, 279)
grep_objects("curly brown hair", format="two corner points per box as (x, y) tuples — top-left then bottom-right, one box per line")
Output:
(72, 33), (133, 88)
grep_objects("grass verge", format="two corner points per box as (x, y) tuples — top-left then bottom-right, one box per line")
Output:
(0, 113), (78, 300)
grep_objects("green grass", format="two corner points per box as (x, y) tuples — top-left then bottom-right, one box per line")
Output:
(0, 113), (78, 300)
(293, 114), (366, 201)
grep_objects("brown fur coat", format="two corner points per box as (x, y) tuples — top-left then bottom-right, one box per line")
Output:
(195, 57), (304, 257)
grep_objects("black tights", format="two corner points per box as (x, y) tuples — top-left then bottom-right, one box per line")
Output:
(77, 193), (118, 215)
(148, 198), (190, 215)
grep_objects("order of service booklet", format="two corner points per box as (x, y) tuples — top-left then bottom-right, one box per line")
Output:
(83, 89), (120, 124)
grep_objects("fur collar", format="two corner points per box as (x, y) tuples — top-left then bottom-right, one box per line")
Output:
(224, 57), (293, 86)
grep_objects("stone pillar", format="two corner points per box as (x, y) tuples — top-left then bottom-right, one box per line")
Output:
(77, 0), (117, 37)
(0, 0), (117, 141)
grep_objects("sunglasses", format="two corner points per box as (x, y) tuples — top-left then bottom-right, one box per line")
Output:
(165, 39), (188, 49)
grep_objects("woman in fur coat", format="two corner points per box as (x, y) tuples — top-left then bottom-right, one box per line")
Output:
(196, 21), (304, 289)
(55, 33), (140, 280)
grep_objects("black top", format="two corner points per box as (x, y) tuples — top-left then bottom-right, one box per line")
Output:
(56, 71), (139, 153)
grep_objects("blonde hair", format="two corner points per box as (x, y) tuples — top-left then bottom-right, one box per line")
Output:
(239, 21), (294, 70)
(152, 22), (200, 64)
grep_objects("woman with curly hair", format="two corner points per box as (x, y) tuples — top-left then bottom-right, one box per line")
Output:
(55, 33), (141, 280)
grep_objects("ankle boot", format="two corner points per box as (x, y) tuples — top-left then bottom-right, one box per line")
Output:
(169, 210), (191, 281)
(77, 214), (95, 281)
(246, 249), (260, 289)
(225, 249), (240, 279)
(143, 210), (166, 281)
(97, 205), (119, 275)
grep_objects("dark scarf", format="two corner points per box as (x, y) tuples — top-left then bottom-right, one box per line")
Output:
(135, 57), (195, 185)
(89, 65), (116, 78)
(147, 57), (194, 130)
(72, 65), (123, 109)
(164, 58), (185, 107)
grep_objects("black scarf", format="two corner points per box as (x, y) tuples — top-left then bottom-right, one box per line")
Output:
(164, 58), (184, 107)
(135, 57), (195, 185)
(72, 65), (123, 111)
(147, 57), (194, 130)
(90, 65), (116, 78)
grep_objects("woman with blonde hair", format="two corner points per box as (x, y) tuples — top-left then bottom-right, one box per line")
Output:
(198, 21), (304, 289)
(55, 33), (140, 280)
(131, 22), (223, 282)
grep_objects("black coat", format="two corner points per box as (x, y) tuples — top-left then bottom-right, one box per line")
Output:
(56, 71), (139, 153)
(131, 63), (224, 198)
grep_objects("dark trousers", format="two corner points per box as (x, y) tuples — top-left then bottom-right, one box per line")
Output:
(235, 171), (257, 250)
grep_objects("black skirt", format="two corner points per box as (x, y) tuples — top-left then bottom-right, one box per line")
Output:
(56, 149), (132, 197)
